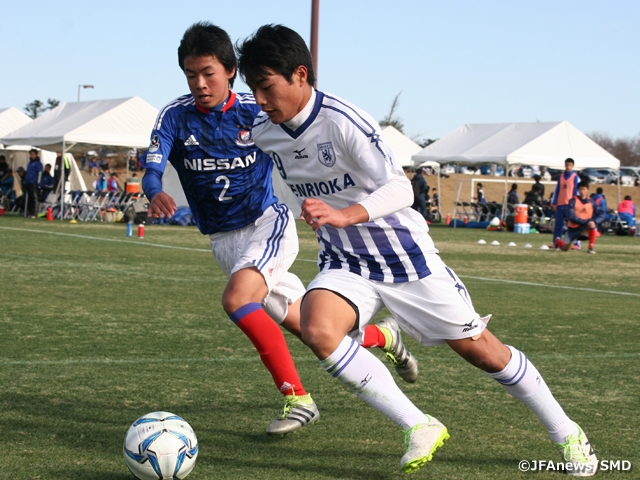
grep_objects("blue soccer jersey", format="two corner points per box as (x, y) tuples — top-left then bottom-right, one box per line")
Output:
(141, 92), (277, 234)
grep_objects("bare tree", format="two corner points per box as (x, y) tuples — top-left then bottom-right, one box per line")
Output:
(24, 98), (60, 119)
(589, 131), (640, 166)
(379, 91), (405, 133)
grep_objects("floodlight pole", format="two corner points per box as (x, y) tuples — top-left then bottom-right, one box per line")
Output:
(77, 84), (94, 102)
(310, 0), (319, 88)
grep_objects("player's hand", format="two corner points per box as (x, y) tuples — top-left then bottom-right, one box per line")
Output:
(301, 198), (369, 231)
(148, 192), (177, 219)
(301, 198), (348, 231)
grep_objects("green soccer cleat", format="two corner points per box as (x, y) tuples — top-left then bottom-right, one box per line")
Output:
(266, 394), (319, 435)
(555, 423), (598, 476)
(401, 418), (449, 474)
(377, 317), (419, 383)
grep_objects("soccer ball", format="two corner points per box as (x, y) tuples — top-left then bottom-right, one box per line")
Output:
(123, 411), (199, 480)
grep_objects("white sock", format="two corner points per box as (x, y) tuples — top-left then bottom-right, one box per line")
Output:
(488, 345), (577, 443)
(320, 336), (429, 430)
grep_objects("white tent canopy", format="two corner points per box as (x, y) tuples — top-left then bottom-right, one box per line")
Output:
(381, 125), (423, 168)
(0, 107), (32, 148)
(1, 96), (158, 153)
(411, 121), (620, 170)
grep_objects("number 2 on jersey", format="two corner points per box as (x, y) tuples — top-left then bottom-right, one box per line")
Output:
(216, 175), (232, 201)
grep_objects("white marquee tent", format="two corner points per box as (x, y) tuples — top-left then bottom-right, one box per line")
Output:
(0, 107), (32, 148)
(411, 121), (620, 170)
(380, 125), (423, 168)
(1, 97), (158, 215)
(1, 97), (158, 153)
(411, 121), (622, 220)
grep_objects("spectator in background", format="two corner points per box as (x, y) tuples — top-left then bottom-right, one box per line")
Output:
(476, 182), (487, 204)
(25, 149), (43, 217)
(13, 166), (26, 211)
(532, 174), (545, 199)
(89, 157), (99, 176)
(555, 181), (603, 254)
(410, 168), (429, 219)
(507, 183), (520, 204)
(107, 172), (120, 193)
(80, 152), (89, 171)
(0, 155), (9, 180)
(96, 164), (109, 192)
(591, 187), (613, 228)
(617, 195), (636, 236)
(39, 163), (55, 201)
(550, 158), (580, 247)
(0, 155), (15, 202)
(523, 187), (543, 207)
(53, 152), (70, 193)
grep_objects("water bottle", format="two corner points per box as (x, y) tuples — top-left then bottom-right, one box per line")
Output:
(126, 221), (133, 237)
(138, 222), (145, 238)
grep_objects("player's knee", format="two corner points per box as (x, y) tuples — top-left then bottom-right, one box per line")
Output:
(221, 291), (248, 316)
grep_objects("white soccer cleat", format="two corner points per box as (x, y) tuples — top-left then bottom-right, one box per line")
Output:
(555, 423), (598, 476)
(401, 417), (449, 473)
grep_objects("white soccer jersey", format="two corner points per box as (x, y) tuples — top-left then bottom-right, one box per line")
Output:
(252, 90), (439, 283)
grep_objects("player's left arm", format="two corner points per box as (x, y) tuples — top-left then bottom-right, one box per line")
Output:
(340, 118), (413, 221)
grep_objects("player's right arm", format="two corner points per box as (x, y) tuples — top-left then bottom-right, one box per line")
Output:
(141, 108), (178, 218)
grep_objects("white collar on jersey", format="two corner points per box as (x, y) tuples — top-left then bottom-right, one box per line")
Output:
(283, 88), (317, 131)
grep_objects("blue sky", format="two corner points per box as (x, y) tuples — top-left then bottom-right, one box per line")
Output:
(3, 1), (639, 142)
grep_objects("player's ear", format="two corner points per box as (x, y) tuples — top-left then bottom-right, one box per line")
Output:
(294, 65), (308, 85)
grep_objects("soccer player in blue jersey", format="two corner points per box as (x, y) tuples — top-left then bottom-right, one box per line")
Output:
(141, 22), (321, 435)
(237, 24), (598, 475)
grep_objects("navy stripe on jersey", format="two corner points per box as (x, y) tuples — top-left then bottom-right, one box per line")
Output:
(325, 227), (363, 276)
(364, 222), (409, 282)
(343, 226), (385, 281)
(254, 203), (289, 270)
(254, 114), (270, 129)
(384, 214), (431, 279)
(317, 236), (345, 272)
(324, 339), (360, 377)
(496, 350), (528, 386)
(322, 94), (391, 163)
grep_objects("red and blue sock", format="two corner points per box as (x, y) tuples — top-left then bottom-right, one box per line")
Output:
(230, 303), (306, 396)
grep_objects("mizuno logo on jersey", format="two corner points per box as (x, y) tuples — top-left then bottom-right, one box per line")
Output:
(288, 173), (356, 198)
(462, 321), (478, 333)
(183, 152), (257, 171)
(184, 135), (200, 146)
(293, 148), (309, 159)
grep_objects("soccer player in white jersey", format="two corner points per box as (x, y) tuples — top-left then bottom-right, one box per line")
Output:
(237, 25), (597, 475)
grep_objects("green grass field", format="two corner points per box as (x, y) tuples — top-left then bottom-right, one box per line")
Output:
(1, 216), (639, 479)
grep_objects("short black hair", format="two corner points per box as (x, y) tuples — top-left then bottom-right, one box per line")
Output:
(178, 22), (236, 88)
(565, 158), (575, 165)
(237, 24), (316, 87)
(578, 180), (589, 189)
(624, 195), (632, 201)
(596, 187), (603, 194)
(511, 183), (518, 190)
(0, 155), (5, 160)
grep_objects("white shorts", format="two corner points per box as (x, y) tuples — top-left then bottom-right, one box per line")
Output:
(209, 203), (305, 323)
(306, 254), (485, 346)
